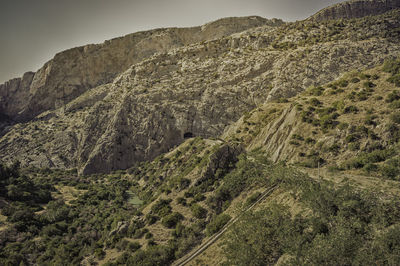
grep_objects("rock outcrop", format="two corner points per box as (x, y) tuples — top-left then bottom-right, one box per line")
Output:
(310, 0), (400, 21)
(0, 16), (281, 122)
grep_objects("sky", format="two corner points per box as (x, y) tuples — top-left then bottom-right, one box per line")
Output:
(0, 0), (346, 83)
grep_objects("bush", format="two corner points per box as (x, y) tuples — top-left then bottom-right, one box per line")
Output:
(338, 79), (349, 87)
(338, 122), (349, 130)
(348, 142), (360, 151)
(390, 112), (400, 124)
(292, 134), (304, 141)
(346, 148), (396, 169)
(309, 98), (322, 106)
(161, 212), (184, 228)
(176, 197), (186, 206)
(383, 58), (400, 75)
(343, 105), (358, 114)
(151, 199), (172, 217)
(307, 86), (325, 96)
(190, 204), (207, 219)
(127, 242), (141, 252)
(319, 113), (338, 129)
(389, 100), (400, 109)
(206, 214), (231, 236)
(363, 81), (376, 88)
(346, 134), (360, 143)
(305, 137), (316, 144)
(386, 91), (400, 103)
(245, 192), (262, 207)
(388, 74), (400, 87)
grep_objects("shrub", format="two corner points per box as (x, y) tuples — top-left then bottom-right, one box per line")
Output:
(245, 192), (262, 207)
(390, 112), (400, 124)
(188, 204), (206, 219)
(338, 122), (349, 130)
(176, 197), (186, 206)
(386, 91), (400, 103)
(387, 74), (400, 87)
(343, 105), (358, 114)
(193, 193), (206, 202)
(307, 86), (325, 96)
(289, 140), (300, 146)
(328, 144), (340, 153)
(305, 137), (316, 144)
(292, 134), (304, 141)
(127, 242), (141, 252)
(348, 142), (360, 151)
(309, 98), (322, 106)
(145, 214), (159, 225)
(346, 134), (360, 143)
(338, 79), (349, 87)
(389, 100), (400, 109)
(161, 212), (184, 228)
(383, 58), (400, 75)
(151, 199), (172, 217)
(346, 148), (396, 169)
(363, 81), (376, 88)
(319, 113), (338, 129)
(380, 164), (398, 179)
(363, 163), (378, 173)
(206, 213), (231, 236)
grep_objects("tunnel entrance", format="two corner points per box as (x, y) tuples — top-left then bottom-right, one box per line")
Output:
(184, 132), (194, 139)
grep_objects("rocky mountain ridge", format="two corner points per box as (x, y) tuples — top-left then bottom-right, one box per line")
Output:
(310, 0), (400, 21)
(0, 16), (281, 122)
(1, 0), (400, 175)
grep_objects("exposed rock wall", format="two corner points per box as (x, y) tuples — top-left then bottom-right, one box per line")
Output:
(311, 0), (400, 21)
(0, 16), (280, 121)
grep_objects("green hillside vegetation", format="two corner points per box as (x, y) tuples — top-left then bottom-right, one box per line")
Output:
(226, 59), (400, 180)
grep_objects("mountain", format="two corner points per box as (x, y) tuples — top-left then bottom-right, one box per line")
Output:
(310, 0), (400, 21)
(0, 2), (399, 175)
(0, 16), (281, 123)
(1, 0), (400, 265)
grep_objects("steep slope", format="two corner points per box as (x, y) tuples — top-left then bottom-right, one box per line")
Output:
(224, 59), (400, 179)
(0, 8), (399, 174)
(0, 16), (280, 122)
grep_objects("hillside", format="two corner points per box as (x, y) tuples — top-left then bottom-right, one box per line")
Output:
(1, 0), (400, 265)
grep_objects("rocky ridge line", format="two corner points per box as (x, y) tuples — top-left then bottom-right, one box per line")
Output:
(0, 16), (282, 122)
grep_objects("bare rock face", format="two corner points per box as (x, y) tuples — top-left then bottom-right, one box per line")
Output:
(0, 16), (280, 122)
(0, 4), (399, 175)
(311, 0), (400, 21)
(0, 72), (34, 118)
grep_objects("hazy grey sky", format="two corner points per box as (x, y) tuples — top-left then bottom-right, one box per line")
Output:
(0, 0), (346, 83)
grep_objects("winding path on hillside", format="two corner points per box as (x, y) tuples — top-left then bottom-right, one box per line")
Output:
(172, 185), (278, 266)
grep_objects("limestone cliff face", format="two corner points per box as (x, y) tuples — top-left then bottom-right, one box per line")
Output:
(0, 2), (399, 175)
(311, 0), (400, 21)
(0, 16), (280, 122)
(0, 72), (34, 118)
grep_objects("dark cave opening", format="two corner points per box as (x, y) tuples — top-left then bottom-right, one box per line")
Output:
(183, 132), (194, 139)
